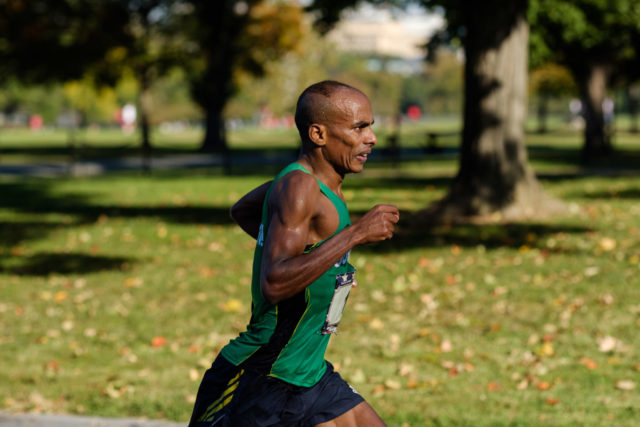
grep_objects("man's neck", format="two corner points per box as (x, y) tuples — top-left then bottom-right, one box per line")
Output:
(297, 152), (344, 194)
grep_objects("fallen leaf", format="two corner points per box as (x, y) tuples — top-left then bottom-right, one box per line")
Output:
(584, 266), (600, 277)
(369, 318), (384, 330)
(45, 360), (59, 372)
(538, 342), (554, 357)
(598, 336), (617, 353)
(546, 398), (560, 405)
(398, 363), (414, 377)
(418, 258), (430, 267)
(220, 299), (242, 313)
(151, 336), (167, 348)
(616, 380), (636, 390)
(123, 277), (143, 288)
(384, 379), (401, 390)
(487, 382), (500, 391)
(579, 357), (597, 370)
(406, 379), (419, 389)
(599, 294), (614, 305)
(537, 381), (552, 390)
(199, 267), (218, 278)
(599, 237), (616, 251)
(372, 384), (385, 394)
(104, 383), (127, 399)
(54, 291), (68, 303)
(492, 286), (508, 297)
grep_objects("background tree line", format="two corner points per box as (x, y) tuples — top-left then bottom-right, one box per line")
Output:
(1, 0), (639, 220)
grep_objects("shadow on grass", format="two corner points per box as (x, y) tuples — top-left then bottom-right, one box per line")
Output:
(352, 213), (593, 254)
(0, 181), (235, 227)
(574, 188), (640, 200)
(0, 252), (131, 275)
(346, 175), (452, 191)
(0, 221), (64, 248)
(528, 146), (640, 170)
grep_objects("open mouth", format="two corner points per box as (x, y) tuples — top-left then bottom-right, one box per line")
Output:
(356, 153), (369, 162)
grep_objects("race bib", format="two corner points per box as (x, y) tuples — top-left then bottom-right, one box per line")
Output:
(321, 271), (355, 334)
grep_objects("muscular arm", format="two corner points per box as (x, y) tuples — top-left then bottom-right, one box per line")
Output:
(260, 172), (399, 304)
(229, 181), (271, 239)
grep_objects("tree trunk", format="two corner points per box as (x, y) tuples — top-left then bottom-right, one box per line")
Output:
(579, 63), (612, 162)
(627, 86), (639, 134)
(192, 0), (248, 154)
(201, 107), (232, 173)
(422, 0), (562, 221)
(537, 92), (549, 134)
(200, 107), (228, 153)
(138, 70), (152, 172)
(631, 105), (639, 134)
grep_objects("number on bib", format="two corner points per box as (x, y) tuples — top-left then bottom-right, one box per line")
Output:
(321, 271), (355, 334)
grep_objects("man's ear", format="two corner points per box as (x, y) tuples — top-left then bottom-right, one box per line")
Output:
(308, 124), (327, 147)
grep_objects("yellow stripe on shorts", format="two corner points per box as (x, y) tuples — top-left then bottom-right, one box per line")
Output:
(199, 369), (244, 422)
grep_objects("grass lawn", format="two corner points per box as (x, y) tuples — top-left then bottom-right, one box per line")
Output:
(1, 125), (639, 425)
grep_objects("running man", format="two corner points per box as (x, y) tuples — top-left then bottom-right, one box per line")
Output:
(189, 81), (399, 426)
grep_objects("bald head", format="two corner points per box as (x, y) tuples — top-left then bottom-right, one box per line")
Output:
(294, 81), (366, 145)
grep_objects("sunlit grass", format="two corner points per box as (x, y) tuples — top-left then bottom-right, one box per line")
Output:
(1, 133), (639, 425)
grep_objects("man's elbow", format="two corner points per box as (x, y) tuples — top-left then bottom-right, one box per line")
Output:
(260, 279), (281, 305)
(229, 203), (240, 223)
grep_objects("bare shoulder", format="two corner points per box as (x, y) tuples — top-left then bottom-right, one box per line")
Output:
(269, 170), (320, 223)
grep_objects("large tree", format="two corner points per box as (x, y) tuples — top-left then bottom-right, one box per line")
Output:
(0, 0), (131, 84)
(113, 0), (189, 157)
(529, 0), (640, 161)
(529, 63), (576, 134)
(309, 0), (561, 219)
(180, 0), (303, 152)
(427, 0), (561, 219)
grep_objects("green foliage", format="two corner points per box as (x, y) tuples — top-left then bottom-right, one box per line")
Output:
(0, 0), (132, 84)
(0, 80), (65, 123)
(225, 28), (332, 120)
(419, 49), (463, 114)
(530, 0), (640, 79)
(529, 63), (577, 97)
(182, 0), (304, 111)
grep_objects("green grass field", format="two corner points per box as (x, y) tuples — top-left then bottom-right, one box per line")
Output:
(1, 123), (639, 425)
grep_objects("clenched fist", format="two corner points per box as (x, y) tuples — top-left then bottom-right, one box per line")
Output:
(351, 204), (399, 245)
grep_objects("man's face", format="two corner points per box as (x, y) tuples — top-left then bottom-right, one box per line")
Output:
(322, 89), (377, 175)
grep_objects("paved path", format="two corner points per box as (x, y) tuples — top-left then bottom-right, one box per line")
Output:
(0, 148), (454, 178)
(0, 413), (184, 426)
(0, 153), (235, 178)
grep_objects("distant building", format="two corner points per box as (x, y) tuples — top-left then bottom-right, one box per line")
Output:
(326, 5), (444, 73)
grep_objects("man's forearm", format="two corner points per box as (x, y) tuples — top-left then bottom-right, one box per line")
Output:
(261, 226), (362, 304)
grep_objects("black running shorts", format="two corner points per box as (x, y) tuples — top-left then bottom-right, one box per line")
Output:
(189, 354), (364, 426)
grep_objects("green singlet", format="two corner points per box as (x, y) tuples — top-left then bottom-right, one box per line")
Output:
(220, 163), (356, 387)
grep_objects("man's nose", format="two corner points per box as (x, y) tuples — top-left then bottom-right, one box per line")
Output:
(367, 129), (377, 146)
